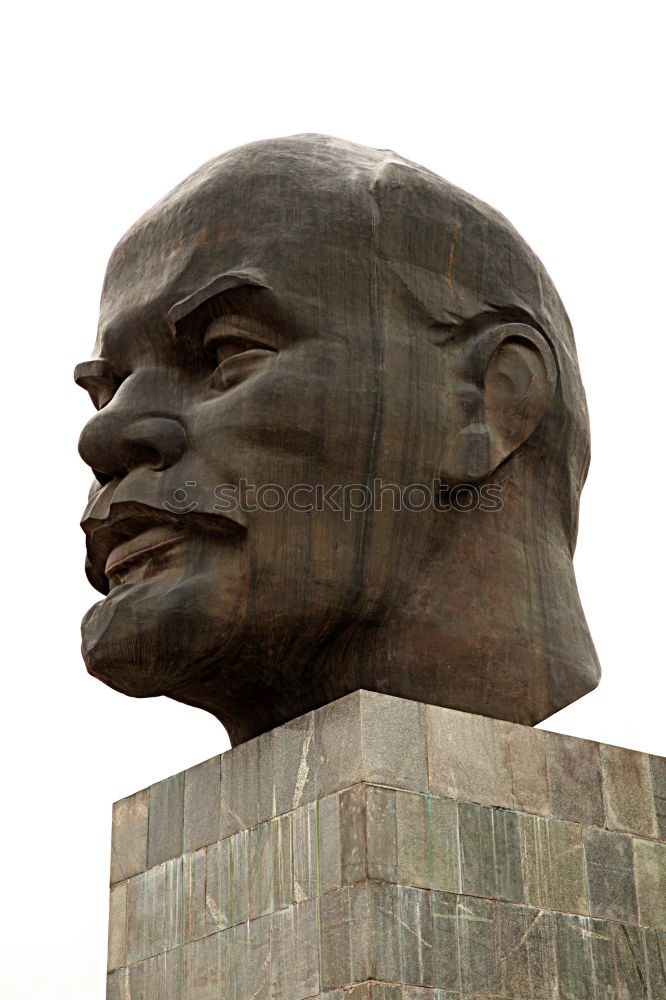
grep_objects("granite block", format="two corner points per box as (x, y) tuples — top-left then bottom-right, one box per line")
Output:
(269, 710), (317, 817)
(293, 800), (319, 902)
(111, 788), (149, 884)
(183, 933), (220, 1000)
(183, 755), (220, 853)
(366, 785), (398, 883)
(426, 706), (513, 807)
(227, 830), (250, 927)
(319, 883), (371, 990)
(584, 827), (638, 923)
(520, 813), (587, 915)
(431, 891), (496, 995)
(248, 813), (292, 919)
(495, 902), (557, 999)
(458, 802), (523, 902)
(340, 784), (367, 885)
(614, 922), (650, 1000)
(635, 838), (666, 928)
(644, 928), (666, 1000)
(369, 883), (435, 986)
(601, 744), (657, 839)
(319, 792), (343, 894)
(651, 755), (666, 841)
(126, 950), (182, 1000)
(554, 912), (614, 1000)
(148, 771), (184, 869)
(219, 737), (260, 839)
(126, 860), (182, 964)
(107, 882), (127, 973)
(359, 691), (428, 793)
(271, 898), (320, 998)
(545, 731), (604, 828)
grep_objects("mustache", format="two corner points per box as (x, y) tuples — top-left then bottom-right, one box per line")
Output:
(81, 498), (245, 596)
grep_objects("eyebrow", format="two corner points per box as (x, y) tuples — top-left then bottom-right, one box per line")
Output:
(165, 268), (272, 334)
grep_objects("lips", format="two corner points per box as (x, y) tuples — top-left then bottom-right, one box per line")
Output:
(81, 499), (244, 595)
(105, 524), (186, 590)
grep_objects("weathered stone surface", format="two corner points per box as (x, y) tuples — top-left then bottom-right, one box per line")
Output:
(520, 813), (587, 914)
(148, 771), (184, 869)
(111, 787), (148, 884)
(106, 694), (666, 998)
(651, 754), (666, 841)
(635, 838), (666, 928)
(584, 827), (638, 923)
(554, 912), (614, 1000)
(601, 743), (658, 839)
(183, 755), (220, 854)
(107, 882), (127, 973)
(545, 730), (605, 827)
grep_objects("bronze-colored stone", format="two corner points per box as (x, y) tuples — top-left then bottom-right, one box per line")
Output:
(76, 135), (599, 743)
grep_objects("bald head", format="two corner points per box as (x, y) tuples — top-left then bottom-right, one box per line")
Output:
(77, 135), (598, 743)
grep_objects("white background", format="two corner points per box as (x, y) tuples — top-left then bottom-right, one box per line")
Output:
(2, 2), (664, 996)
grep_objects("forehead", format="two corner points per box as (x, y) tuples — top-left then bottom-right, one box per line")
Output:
(98, 146), (376, 345)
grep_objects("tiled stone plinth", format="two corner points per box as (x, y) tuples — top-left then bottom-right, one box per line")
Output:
(107, 691), (666, 998)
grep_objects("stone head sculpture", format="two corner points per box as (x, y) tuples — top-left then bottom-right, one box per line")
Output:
(76, 135), (599, 745)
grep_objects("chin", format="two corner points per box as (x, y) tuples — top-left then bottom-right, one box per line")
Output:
(81, 575), (240, 697)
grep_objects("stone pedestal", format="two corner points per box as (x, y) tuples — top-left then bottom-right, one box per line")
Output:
(106, 690), (666, 998)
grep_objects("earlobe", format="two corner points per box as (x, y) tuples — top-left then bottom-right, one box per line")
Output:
(441, 322), (557, 482)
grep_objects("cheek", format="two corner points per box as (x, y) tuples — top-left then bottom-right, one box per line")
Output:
(188, 353), (378, 486)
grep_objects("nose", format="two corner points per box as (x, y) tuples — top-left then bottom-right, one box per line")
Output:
(78, 407), (188, 485)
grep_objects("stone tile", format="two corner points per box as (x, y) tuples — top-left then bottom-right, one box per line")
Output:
(545, 731), (604, 827)
(495, 901), (557, 999)
(429, 796), (461, 893)
(127, 952), (182, 1000)
(340, 784), (367, 885)
(458, 802), (524, 903)
(601, 744), (658, 839)
(396, 791), (430, 890)
(520, 813), (587, 915)
(184, 848), (208, 943)
(107, 881), (127, 973)
(645, 927), (666, 999)
(426, 705), (512, 808)
(319, 792), (343, 894)
(126, 859), (182, 964)
(106, 968), (127, 1000)
(635, 838), (666, 928)
(293, 801), (319, 902)
(220, 737), (260, 839)
(650, 754), (666, 841)
(431, 891), (497, 995)
(503, 724), (549, 816)
(183, 932), (221, 1000)
(248, 813), (292, 919)
(183, 755), (221, 853)
(366, 785), (398, 883)
(359, 691), (428, 793)
(226, 830), (249, 926)
(111, 788), (149, 884)
(316, 692), (364, 799)
(369, 883), (434, 987)
(271, 898), (320, 998)
(148, 771), (184, 869)
(584, 827), (638, 923)
(269, 710), (317, 817)
(554, 912), (614, 1000)
(319, 883), (371, 990)
(613, 922), (650, 1000)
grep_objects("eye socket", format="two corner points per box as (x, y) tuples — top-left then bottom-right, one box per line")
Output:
(203, 317), (277, 391)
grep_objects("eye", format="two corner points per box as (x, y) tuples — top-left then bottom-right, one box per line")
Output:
(74, 360), (121, 410)
(203, 317), (277, 391)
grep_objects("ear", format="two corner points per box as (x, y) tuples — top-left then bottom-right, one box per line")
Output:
(442, 322), (557, 481)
